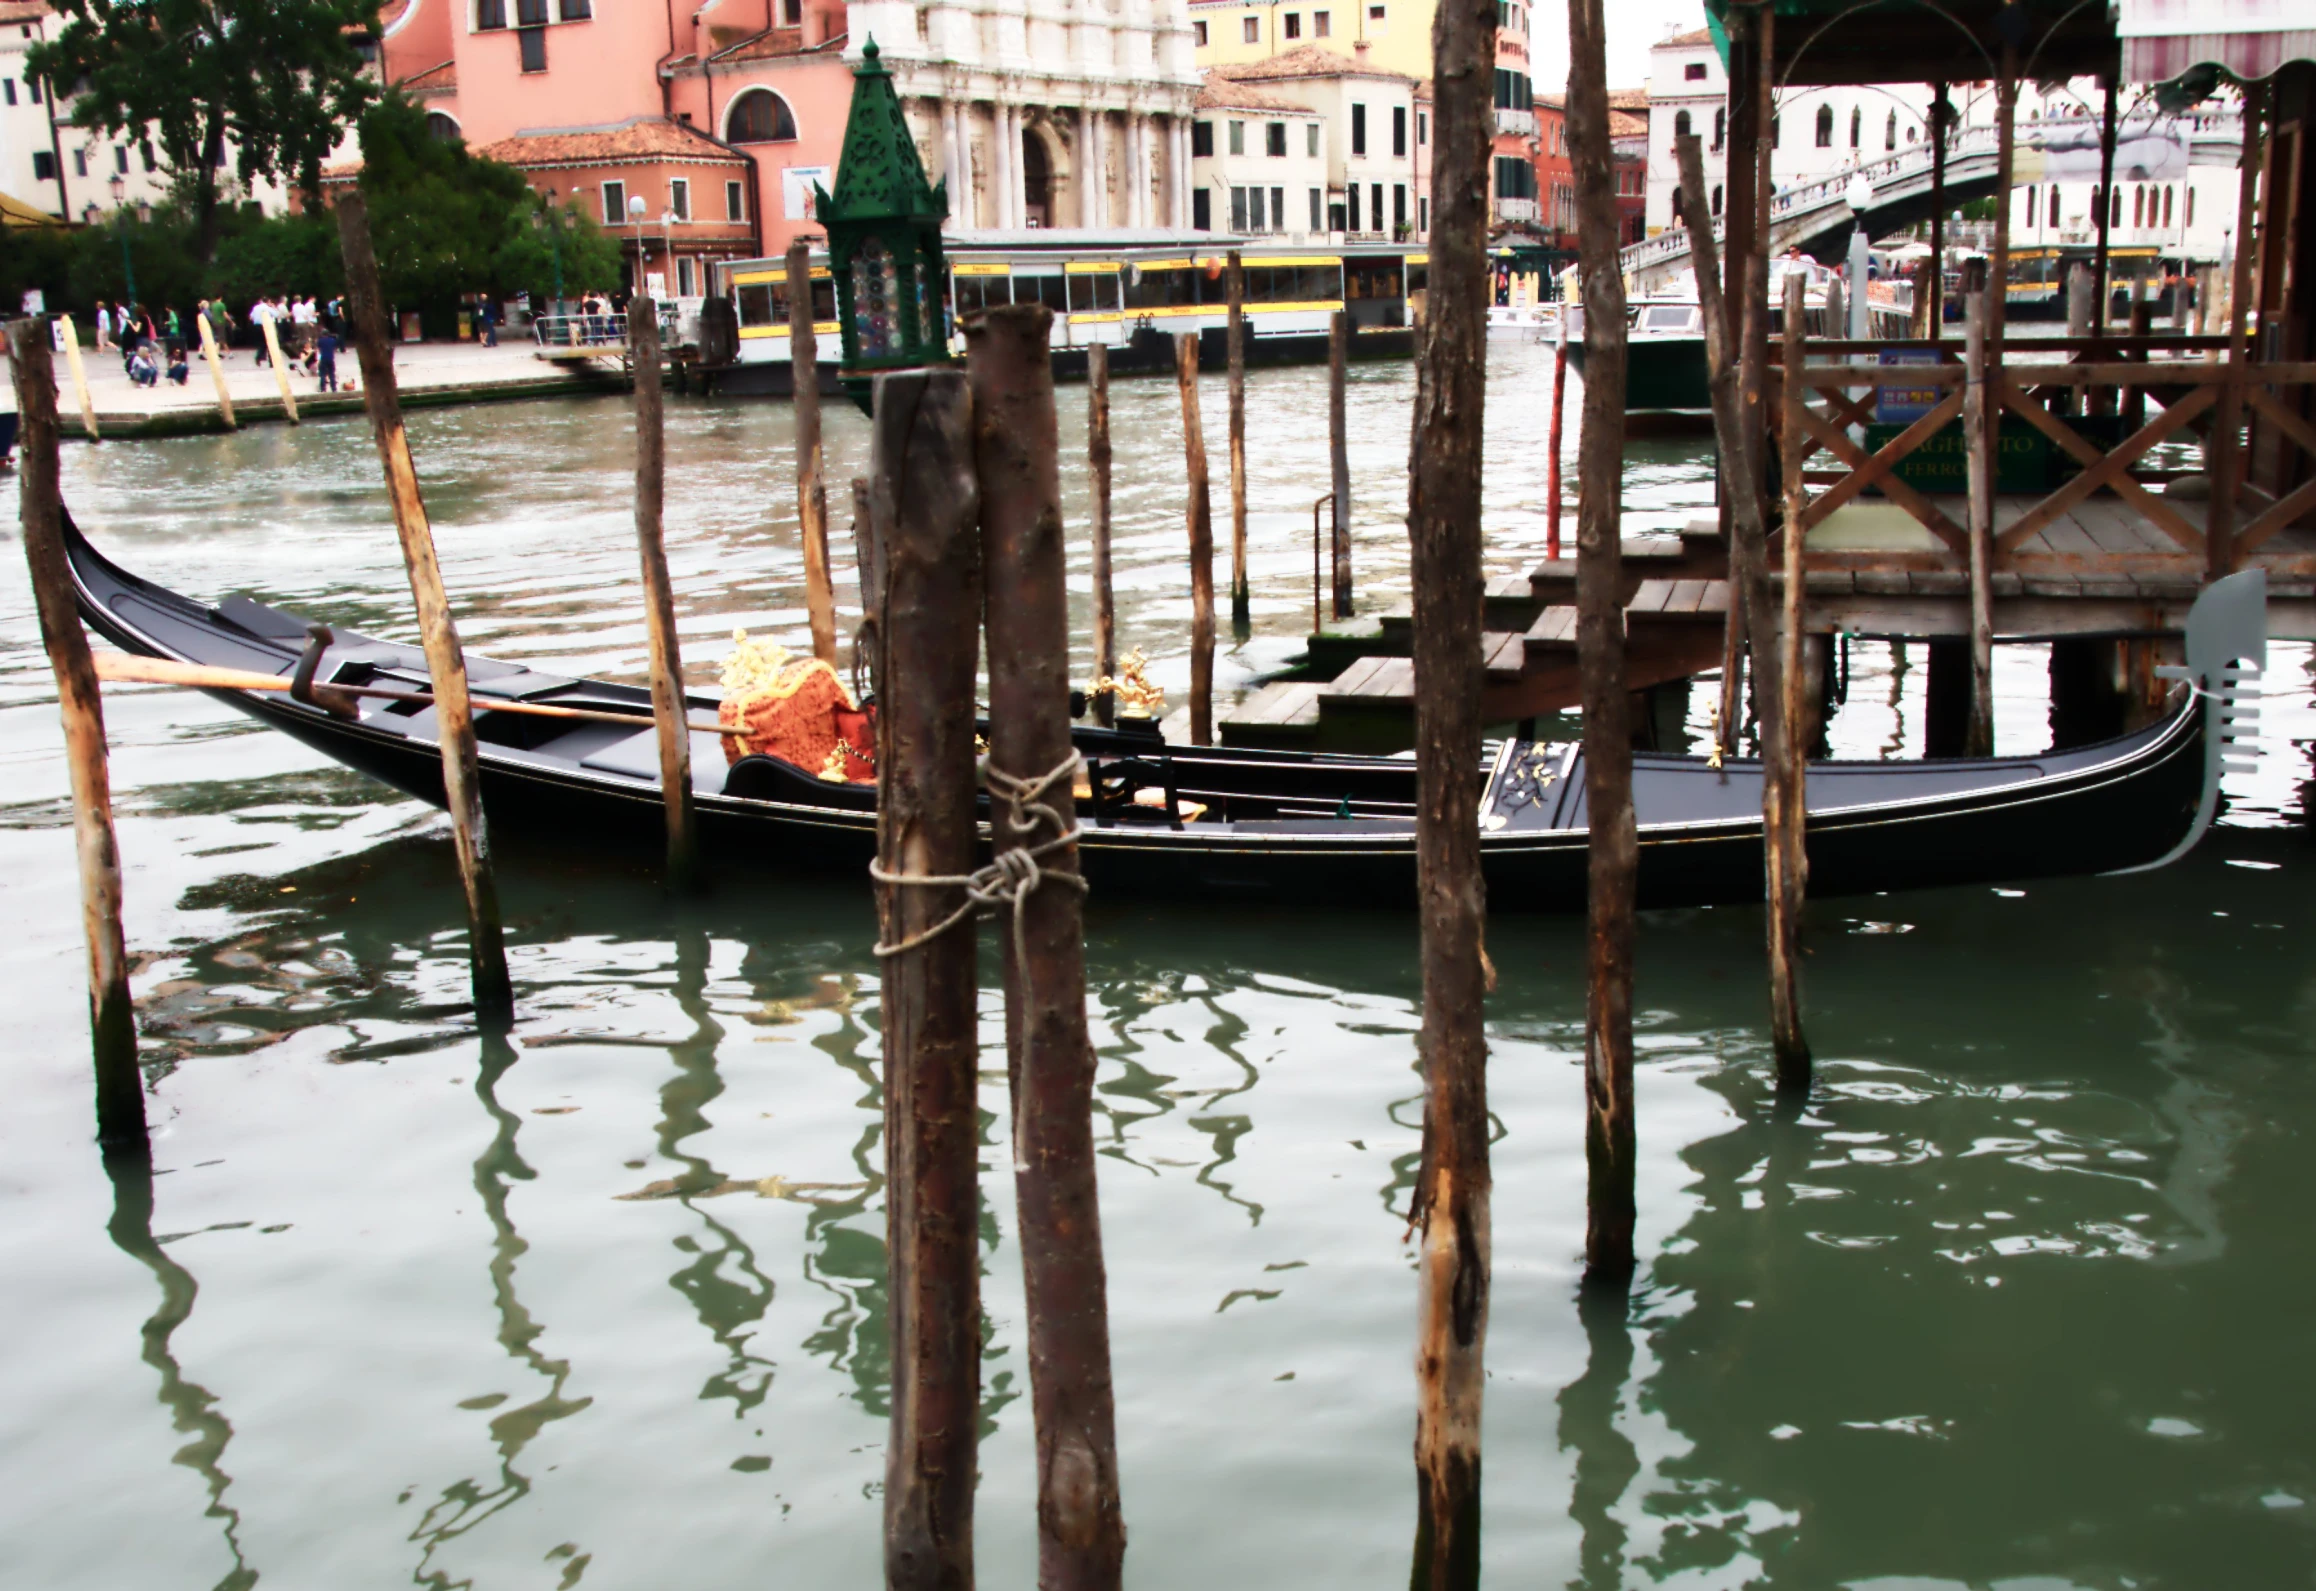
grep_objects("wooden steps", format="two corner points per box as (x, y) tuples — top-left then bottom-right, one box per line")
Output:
(1216, 680), (1325, 747)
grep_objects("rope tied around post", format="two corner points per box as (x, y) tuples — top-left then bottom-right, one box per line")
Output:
(870, 751), (1089, 965)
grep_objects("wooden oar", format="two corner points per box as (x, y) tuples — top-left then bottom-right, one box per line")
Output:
(91, 650), (732, 737)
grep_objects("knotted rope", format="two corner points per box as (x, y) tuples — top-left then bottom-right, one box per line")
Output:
(869, 751), (1088, 966)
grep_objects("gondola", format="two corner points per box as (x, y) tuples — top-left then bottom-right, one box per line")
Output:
(66, 514), (2263, 912)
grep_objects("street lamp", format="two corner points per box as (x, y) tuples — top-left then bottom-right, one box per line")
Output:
(108, 173), (138, 308)
(817, 38), (953, 413)
(627, 192), (648, 295)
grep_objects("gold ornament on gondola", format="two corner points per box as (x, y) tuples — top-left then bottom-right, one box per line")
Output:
(1089, 648), (1165, 718)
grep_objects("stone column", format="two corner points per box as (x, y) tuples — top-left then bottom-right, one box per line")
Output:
(1126, 113), (1148, 229)
(1170, 116), (1191, 228)
(943, 99), (965, 212)
(993, 102), (1016, 231)
(1079, 105), (1101, 228)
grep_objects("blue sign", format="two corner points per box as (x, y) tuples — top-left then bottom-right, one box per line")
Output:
(1876, 349), (1944, 425)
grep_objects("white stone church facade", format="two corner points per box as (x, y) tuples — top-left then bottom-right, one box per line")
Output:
(847, 0), (1205, 231)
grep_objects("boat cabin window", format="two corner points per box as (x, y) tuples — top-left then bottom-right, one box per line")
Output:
(1124, 263), (1200, 311)
(1344, 259), (1403, 300)
(1641, 305), (1696, 331)
(736, 283), (776, 327)
(952, 271), (1011, 314)
(1067, 272), (1123, 313)
(1014, 272), (1070, 312)
(738, 274), (834, 327)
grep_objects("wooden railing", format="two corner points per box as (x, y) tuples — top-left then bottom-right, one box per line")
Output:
(1768, 333), (2316, 576)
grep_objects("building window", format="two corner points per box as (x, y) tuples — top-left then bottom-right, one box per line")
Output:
(1392, 105), (1406, 156)
(678, 256), (695, 296)
(1771, 114), (1780, 145)
(1230, 185), (1248, 230)
(518, 25), (546, 69)
(1194, 188), (1212, 229)
(477, 0), (505, 26)
(1371, 181), (1382, 229)
(2048, 183), (2059, 224)
(1684, 61), (1705, 80)
(2163, 185), (2173, 228)
(1849, 105), (1861, 147)
(603, 180), (626, 224)
(516, 0), (546, 23)
(26, 74), (37, 103)
(1313, 8), (1330, 34)
(781, 0), (802, 23)
(1249, 186), (1267, 230)
(31, 150), (52, 180)
(1229, 119), (1245, 155)
(1270, 185), (1284, 231)
(1351, 102), (1366, 155)
(1193, 19), (1207, 44)
(670, 178), (690, 220)
(72, 147), (86, 177)
(115, 145), (128, 173)
(561, 0), (591, 16)
(140, 138), (155, 171)
(727, 88), (798, 143)
(2025, 186), (2036, 227)
(1367, 3), (1385, 28)
(1886, 110), (1897, 150)
(1712, 107), (1723, 150)
(1193, 120), (1214, 157)
(1266, 122), (1287, 157)
(426, 111), (461, 140)
(1284, 11), (1300, 36)
(1815, 103), (1833, 147)
(1243, 15), (1259, 42)
(1492, 156), (1534, 200)
(2, 80), (13, 107)
(1711, 184), (1722, 214)
(2111, 186), (2121, 225)
(1310, 187), (1322, 231)
(1417, 110), (1426, 145)
(727, 178), (746, 219)
(1419, 195), (1428, 232)
(1308, 122), (1320, 156)
(1346, 185), (1359, 231)
(1673, 109), (1690, 142)
(1393, 183), (1406, 232)
(2186, 186), (2194, 225)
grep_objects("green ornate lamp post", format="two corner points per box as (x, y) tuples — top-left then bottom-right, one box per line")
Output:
(815, 38), (952, 413)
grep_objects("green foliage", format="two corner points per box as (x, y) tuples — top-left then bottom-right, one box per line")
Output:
(355, 94), (623, 311)
(27, 0), (380, 259)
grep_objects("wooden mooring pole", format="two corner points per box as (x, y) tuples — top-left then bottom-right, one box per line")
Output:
(1770, 273), (1813, 1088)
(1547, 315), (1568, 562)
(10, 320), (146, 1159)
(788, 238), (838, 665)
(628, 296), (697, 888)
(851, 474), (884, 696)
(335, 193), (514, 1030)
(1088, 341), (1116, 726)
(1227, 250), (1251, 629)
(967, 302), (1125, 1590)
(869, 367), (982, 1590)
(1406, 0), (1496, 1575)
(2206, 81), (2267, 582)
(260, 318), (300, 424)
(1328, 308), (1353, 618)
(1961, 259), (1996, 757)
(1176, 332), (1216, 745)
(196, 312), (236, 429)
(60, 314), (99, 441)
(1571, 0), (1637, 1290)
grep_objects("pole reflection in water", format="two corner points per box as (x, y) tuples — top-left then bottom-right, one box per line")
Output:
(1557, 1287), (1638, 1591)
(410, 1033), (593, 1584)
(102, 1150), (257, 1591)
(654, 928), (778, 1419)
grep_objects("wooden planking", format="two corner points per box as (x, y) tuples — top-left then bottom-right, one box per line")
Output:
(1525, 605), (1579, 647)
(1627, 579), (1675, 615)
(1483, 631), (1527, 681)
(1223, 680), (1323, 727)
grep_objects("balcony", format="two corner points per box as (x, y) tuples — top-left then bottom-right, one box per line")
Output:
(1494, 108), (1534, 138)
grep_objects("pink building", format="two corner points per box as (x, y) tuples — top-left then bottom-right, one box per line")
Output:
(371, 0), (857, 289)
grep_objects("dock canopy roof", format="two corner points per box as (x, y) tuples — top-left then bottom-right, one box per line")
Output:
(1701, 0), (2118, 87)
(2117, 0), (2316, 86)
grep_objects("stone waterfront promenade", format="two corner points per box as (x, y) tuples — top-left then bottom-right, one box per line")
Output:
(44, 339), (619, 439)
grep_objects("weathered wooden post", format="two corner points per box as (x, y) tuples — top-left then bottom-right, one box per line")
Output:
(1176, 332), (1216, 745)
(2206, 82), (2267, 581)
(869, 367), (982, 1591)
(850, 475), (885, 696)
(1547, 312), (1568, 561)
(2065, 262), (2094, 417)
(627, 296), (697, 887)
(1226, 250), (1251, 629)
(788, 238), (839, 665)
(1770, 273), (1814, 1086)
(1927, 83), (1949, 337)
(1681, 134), (1806, 1090)
(10, 320), (146, 1159)
(967, 301), (1125, 1591)
(335, 193), (515, 1030)
(195, 312), (236, 429)
(59, 314), (99, 441)
(1088, 341), (1117, 726)
(1405, 0), (1498, 1578)
(259, 318), (300, 424)
(1328, 308), (1353, 618)
(2124, 279), (2151, 431)
(1961, 258), (1996, 756)
(2093, 74), (2119, 327)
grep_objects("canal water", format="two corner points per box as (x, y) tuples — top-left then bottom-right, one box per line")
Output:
(1, 341), (2311, 1588)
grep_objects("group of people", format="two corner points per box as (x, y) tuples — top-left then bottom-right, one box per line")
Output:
(87, 295), (346, 393)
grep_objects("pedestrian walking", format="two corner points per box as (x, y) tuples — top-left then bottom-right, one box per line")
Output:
(316, 327), (339, 393)
(92, 301), (113, 351)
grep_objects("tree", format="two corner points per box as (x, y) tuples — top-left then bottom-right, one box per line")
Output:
(29, 0), (378, 264)
(356, 94), (621, 318)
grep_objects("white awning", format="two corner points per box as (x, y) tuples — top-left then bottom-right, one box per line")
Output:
(2119, 0), (2316, 83)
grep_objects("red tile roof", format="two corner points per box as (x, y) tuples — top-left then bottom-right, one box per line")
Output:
(1609, 88), (1649, 109)
(0, 0), (52, 22)
(1213, 43), (1417, 84)
(1658, 27), (1712, 47)
(396, 58), (456, 95)
(475, 118), (749, 169)
(707, 26), (848, 63)
(1196, 74), (1317, 113)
